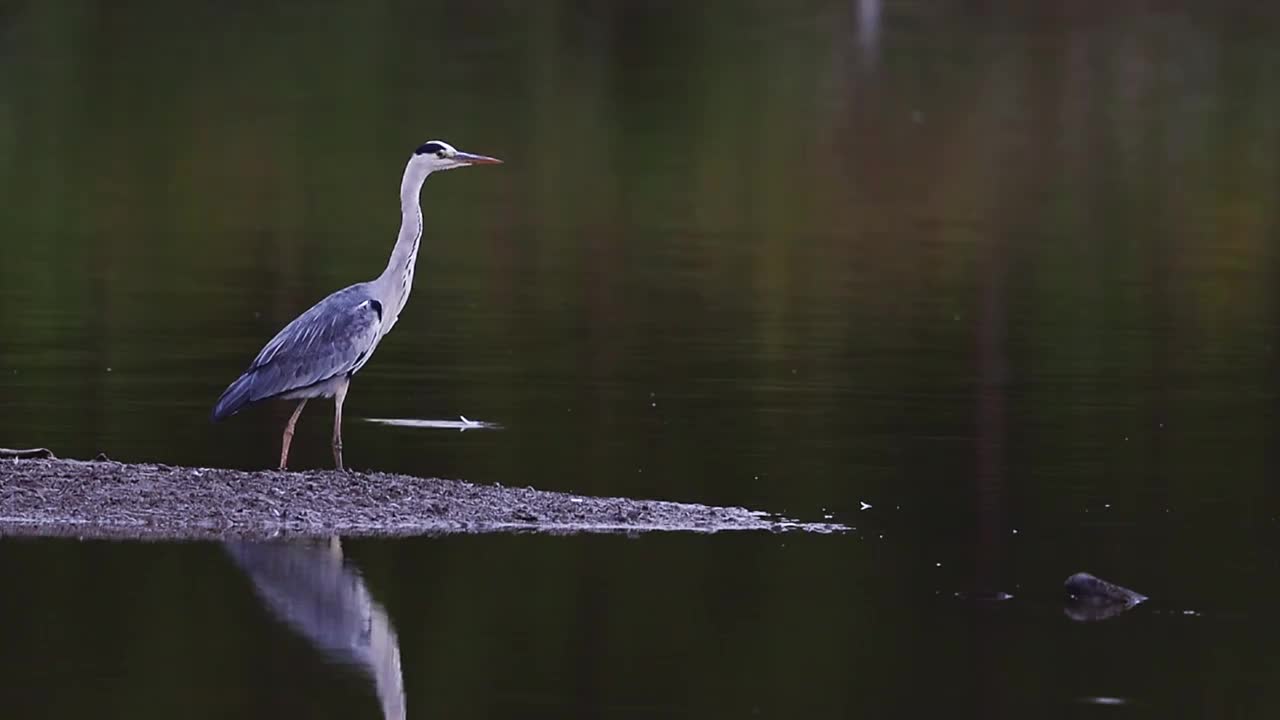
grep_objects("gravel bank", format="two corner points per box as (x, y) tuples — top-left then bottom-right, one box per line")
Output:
(0, 457), (842, 540)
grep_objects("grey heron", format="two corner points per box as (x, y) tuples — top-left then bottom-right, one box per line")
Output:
(211, 140), (501, 470)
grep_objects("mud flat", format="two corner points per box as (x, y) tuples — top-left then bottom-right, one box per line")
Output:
(0, 457), (843, 540)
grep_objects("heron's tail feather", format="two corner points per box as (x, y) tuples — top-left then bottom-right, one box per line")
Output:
(212, 372), (256, 422)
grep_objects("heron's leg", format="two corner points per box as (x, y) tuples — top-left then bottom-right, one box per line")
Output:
(332, 378), (350, 471)
(280, 399), (308, 471)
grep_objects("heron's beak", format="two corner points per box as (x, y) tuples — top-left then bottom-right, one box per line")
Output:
(454, 151), (503, 165)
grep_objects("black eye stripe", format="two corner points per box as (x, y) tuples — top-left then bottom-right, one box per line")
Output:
(414, 141), (446, 156)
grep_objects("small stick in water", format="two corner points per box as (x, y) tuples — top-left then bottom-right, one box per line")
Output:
(0, 448), (55, 460)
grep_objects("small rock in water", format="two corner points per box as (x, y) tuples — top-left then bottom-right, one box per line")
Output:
(1063, 572), (1148, 622)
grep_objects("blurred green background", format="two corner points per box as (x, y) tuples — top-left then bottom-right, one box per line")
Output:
(3, 1), (1280, 717)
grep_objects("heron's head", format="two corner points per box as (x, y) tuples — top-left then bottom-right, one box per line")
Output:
(411, 140), (502, 172)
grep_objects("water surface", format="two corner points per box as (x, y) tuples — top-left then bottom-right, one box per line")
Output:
(3, 1), (1280, 716)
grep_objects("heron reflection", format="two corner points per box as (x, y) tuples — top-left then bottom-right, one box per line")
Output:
(225, 538), (405, 720)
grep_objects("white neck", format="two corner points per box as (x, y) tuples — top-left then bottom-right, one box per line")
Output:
(375, 160), (431, 326)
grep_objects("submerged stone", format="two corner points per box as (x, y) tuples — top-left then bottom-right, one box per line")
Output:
(1063, 572), (1148, 622)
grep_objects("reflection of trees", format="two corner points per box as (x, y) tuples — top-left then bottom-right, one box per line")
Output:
(0, 5), (1276, 714)
(0, 1), (1276, 498)
(225, 538), (405, 720)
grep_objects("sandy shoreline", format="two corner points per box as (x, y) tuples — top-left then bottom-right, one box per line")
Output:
(0, 457), (842, 540)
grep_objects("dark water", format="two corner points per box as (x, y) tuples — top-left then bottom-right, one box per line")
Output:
(3, 1), (1280, 716)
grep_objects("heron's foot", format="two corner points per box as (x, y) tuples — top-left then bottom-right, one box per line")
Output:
(332, 442), (344, 472)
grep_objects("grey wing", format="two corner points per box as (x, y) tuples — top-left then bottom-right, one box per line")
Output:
(212, 286), (384, 420)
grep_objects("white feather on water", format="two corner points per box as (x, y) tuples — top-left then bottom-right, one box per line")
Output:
(363, 416), (503, 432)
